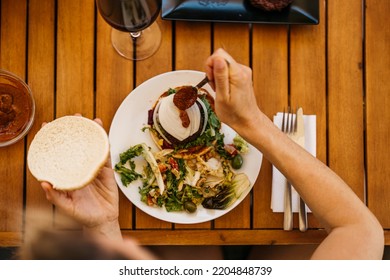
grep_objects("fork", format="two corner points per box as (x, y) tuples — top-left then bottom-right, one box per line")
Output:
(282, 107), (309, 232)
(281, 107), (294, 231)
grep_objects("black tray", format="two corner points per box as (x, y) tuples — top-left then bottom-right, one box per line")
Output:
(162, 0), (319, 25)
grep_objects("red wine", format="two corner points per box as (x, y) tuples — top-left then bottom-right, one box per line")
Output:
(97, 0), (161, 33)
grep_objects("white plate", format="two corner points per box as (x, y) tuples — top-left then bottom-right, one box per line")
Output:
(109, 70), (263, 224)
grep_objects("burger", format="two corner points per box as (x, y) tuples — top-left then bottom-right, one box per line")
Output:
(148, 86), (218, 157)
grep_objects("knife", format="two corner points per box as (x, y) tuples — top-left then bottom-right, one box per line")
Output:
(295, 108), (308, 232)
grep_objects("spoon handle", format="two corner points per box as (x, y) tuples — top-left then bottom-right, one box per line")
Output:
(195, 76), (209, 89)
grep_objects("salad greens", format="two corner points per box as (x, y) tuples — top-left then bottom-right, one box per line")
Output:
(115, 143), (164, 193)
(201, 173), (250, 210)
(233, 134), (249, 154)
(115, 145), (143, 186)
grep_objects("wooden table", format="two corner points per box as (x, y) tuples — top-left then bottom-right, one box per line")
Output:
(1, 0), (389, 247)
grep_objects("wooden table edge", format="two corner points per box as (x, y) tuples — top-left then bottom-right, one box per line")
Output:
(2, 229), (390, 247)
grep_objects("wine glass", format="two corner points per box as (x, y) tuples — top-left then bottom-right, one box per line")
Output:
(97, 0), (162, 60)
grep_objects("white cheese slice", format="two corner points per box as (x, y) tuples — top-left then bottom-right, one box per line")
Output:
(158, 94), (201, 141)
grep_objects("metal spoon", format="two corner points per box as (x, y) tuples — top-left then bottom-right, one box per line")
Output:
(179, 76), (209, 95)
(173, 76), (210, 124)
(173, 76), (209, 110)
(195, 75), (209, 90)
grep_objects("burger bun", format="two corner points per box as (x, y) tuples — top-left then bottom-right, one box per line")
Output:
(27, 115), (110, 191)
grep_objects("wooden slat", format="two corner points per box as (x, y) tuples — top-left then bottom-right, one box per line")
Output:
(289, 0), (326, 229)
(174, 21), (212, 229)
(327, 0), (364, 199)
(175, 21), (211, 72)
(365, 0), (390, 228)
(95, 5), (134, 229)
(212, 23), (251, 229)
(25, 0), (56, 224)
(95, 12), (133, 133)
(56, 0), (95, 118)
(0, 232), (23, 247)
(0, 0), (27, 232)
(54, 0), (95, 227)
(251, 25), (289, 229)
(124, 229), (327, 245)
(134, 17), (173, 230)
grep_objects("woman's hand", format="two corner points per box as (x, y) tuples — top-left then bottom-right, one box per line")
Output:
(40, 117), (121, 241)
(205, 48), (263, 138)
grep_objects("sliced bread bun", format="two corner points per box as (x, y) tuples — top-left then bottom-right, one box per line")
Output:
(27, 116), (109, 191)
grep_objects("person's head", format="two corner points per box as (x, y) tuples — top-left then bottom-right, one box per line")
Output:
(17, 228), (128, 260)
(16, 210), (156, 260)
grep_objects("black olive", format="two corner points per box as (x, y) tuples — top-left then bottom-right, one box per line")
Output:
(202, 198), (213, 209)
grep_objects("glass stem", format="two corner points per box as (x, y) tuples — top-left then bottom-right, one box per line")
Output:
(130, 31), (141, 39)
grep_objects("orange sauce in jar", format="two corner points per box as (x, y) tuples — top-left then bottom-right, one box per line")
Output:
(0, 83), (33, 142)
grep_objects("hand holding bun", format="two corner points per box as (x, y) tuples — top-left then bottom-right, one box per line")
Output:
(28, 115), (121, 240)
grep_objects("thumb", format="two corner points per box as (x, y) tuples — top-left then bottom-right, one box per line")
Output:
(212, 56), (230, 100)
(41, 182), (70, 209)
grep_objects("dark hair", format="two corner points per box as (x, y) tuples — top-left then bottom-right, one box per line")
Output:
(18, 229), (127, 260)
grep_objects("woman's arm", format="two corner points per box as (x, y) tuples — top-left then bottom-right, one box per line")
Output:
(245, 113), (383, 259)
(206, 49), (384, 259)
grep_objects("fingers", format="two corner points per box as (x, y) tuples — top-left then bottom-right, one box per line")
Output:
(94, 117), (103, 127)
(40, 181), (69, 208)
(206, 48), (247, 100)
(211, 48), (235, 64)
(104, 153), (112, 169)
(206, 49), (233, 101)
(41, 114), (104, 128)
(212, 56), (230, 101)
(73, 113), (102, 127)
(41, 181), (58, 201)
(206, 49), (231, 80)
(41, 181), (56, 202)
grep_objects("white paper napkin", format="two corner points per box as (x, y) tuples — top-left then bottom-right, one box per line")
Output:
(271, 113), (316, 213)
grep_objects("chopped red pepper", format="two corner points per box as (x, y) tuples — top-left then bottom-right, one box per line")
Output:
(158, 163), (168, 173)
(168, 157), (179, 170)
(224, 144), (238, 156)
